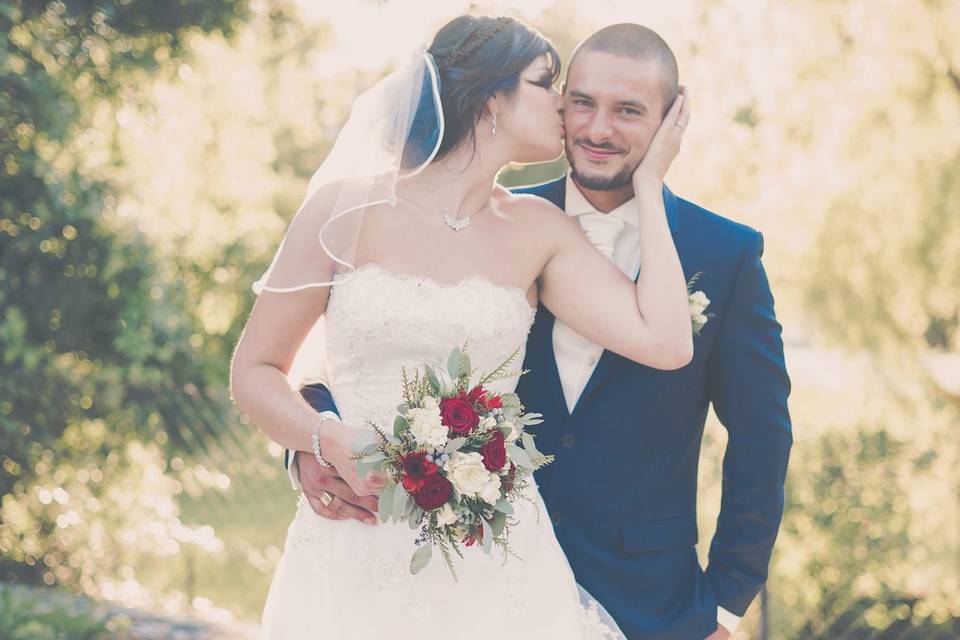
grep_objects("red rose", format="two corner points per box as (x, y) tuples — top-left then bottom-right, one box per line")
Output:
(481, 430), (507, 472)
(413, 474), (453, 510)
(439, 396), (479, 434)
(399, 451), (439, 493)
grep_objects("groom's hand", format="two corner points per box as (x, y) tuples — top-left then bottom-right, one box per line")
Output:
(295, 451), (379, 526)
(705, 624), (732, 640)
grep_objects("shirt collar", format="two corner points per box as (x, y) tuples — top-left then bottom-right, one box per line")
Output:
(564, 172), (639, 228)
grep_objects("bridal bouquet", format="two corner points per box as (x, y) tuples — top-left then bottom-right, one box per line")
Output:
(353, 344), (553, 578)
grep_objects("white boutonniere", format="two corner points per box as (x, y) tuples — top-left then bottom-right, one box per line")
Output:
(687, 272), (713, 336)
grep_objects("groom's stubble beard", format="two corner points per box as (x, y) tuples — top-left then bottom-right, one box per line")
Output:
(566, 137), (641, 192)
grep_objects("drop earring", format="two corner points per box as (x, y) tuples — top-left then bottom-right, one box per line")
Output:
(491, 112), (497, 137)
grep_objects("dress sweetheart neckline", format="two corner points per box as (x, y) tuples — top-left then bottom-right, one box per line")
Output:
(340, 263), (536, 312)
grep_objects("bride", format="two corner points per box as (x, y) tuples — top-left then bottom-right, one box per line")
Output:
(231, 14), (691, 639)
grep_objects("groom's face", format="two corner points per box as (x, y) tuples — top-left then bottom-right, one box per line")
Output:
(563, 51), (667, 191)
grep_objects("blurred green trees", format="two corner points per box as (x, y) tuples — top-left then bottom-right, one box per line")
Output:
(1, 1), (958, 636)
(0, 0), (249, 579)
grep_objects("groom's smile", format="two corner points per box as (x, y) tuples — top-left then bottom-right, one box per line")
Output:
(575, 138), (628, 163)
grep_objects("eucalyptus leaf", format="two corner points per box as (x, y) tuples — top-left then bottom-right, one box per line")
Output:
(410, 544), (433, 575)
(357, 442), (379, 457)
(444, 437), (467, 454)
(393, 415), (408, 438)
(392, 486), (411, 522)
(480, 517), (493, 553)
(356, 454), (386, 477)
(424, 364), (442, 395)
(408, 505), (424, 527)
(494, 498), (514, 515)
(351, 430), (378, 452)
(491, 511), (507, 537)
(447, 347), (461, 381)
(378, 482), (396, 524)
(507, 444), (532, 469)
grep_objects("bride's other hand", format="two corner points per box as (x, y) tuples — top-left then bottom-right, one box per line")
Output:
(632, 86), (690, 188)
(318, 421), (386, 497)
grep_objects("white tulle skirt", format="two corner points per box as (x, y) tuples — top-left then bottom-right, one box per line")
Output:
(261, 492), (624, 639)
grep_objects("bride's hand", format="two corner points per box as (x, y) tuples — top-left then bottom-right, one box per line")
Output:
(632, 86), (690, 190)
(318, 421), (386, 497)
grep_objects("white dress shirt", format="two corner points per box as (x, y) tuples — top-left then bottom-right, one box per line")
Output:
(554, 174), (742, 634)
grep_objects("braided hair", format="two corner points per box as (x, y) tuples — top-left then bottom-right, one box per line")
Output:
(421, 15), (560, 163)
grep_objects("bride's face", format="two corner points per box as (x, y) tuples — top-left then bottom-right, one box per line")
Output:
(496, 55), (565, 163)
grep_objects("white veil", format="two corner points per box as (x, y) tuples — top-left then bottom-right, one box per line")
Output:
(252, 48), (444, 294)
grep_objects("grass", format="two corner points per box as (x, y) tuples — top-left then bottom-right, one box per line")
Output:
(0, 584), (132, 640)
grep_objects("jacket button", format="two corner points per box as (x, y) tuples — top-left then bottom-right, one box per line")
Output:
(560, 434), (576, 448)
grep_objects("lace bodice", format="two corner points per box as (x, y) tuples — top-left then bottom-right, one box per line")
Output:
(323, 264), (536, 429)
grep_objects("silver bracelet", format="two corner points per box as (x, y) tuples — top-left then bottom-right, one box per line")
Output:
(311, 421), (334, 468)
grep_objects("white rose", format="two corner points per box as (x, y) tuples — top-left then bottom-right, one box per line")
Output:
(406, 399), (447, 448)
(445, 452), (497, 498)
(501, 420), (519, 444)
(436, 503), (458, 527)
(479, 475), (502, 505)
(693, 312), (709, 327)
(689, 290), (710, 315)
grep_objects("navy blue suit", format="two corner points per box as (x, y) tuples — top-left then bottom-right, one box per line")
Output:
(293, 178), (792, 639)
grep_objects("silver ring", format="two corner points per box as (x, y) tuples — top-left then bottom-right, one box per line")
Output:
(676, 122), (687, 129)
(319, 491), (334, 507)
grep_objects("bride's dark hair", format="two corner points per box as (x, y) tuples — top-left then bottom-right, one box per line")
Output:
(403, 15), (560, 168)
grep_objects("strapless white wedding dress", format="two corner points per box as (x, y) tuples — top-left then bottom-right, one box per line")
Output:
(261, 264), (622, 639)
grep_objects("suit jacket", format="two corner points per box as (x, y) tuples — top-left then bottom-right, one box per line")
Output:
(294, 178), (792, 639)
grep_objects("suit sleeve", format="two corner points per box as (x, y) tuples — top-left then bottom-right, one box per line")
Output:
(704, 231), (793, 615)
(284, 383), (341, 470)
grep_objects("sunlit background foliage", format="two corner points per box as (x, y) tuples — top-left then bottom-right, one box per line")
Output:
(1, 0), (958, 637)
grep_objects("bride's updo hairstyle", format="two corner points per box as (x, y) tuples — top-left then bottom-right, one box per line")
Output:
(403, 15), (560, 168)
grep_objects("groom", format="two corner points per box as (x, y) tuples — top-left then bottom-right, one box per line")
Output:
(287, 24), (791, 640)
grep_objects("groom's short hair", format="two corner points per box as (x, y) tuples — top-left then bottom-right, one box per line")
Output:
(569, 24), (679, 114)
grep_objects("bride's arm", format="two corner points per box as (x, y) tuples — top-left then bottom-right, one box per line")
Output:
(230, 285), (331, 455)
(230, 187), (383, 496)
(538, 92), (693, 370)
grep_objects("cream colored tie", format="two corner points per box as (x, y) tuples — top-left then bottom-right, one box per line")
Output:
(578, 212), (625, 262)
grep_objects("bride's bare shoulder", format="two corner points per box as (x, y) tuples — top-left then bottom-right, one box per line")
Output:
(492, 185), (578, 239)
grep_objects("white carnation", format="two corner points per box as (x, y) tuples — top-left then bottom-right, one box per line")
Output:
(436, 503), (458, 527)
(477, 416), (498, 432)
(479, 475), (502, 505)
(406, 398), (447, 448)
(445, 452), (498, 499)
(689, 290), (710, 315)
